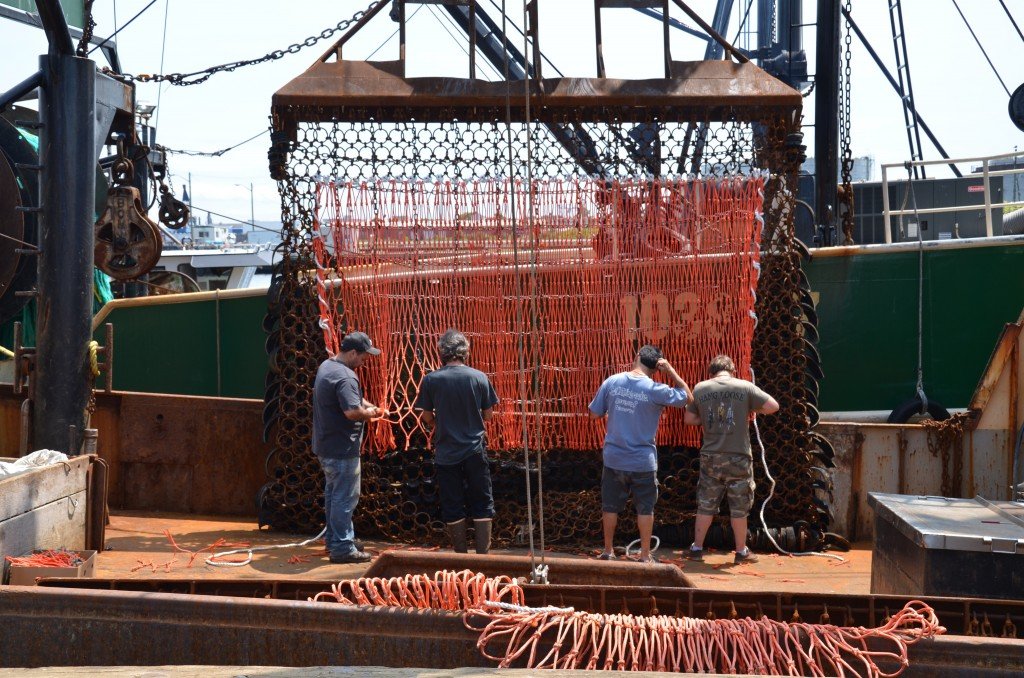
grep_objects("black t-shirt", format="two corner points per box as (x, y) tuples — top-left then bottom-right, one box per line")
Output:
(414, 364), (499, 465)
(312, 358), (364, 459)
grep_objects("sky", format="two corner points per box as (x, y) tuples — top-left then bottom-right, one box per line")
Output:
(1, 0), (1022, 226)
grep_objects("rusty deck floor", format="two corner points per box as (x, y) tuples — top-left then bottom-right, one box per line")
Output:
(97, 511), (871, 595)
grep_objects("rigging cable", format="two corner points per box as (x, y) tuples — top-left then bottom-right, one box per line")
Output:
(429, 5), (503, 80)
(88, 0), (160, 55)
(906, 165), (929, 414)
(998, 0), (1024, 46)
(731, 0), (756, 44)
(163, 129), (269, 157)
(154, 0), (170, 132)
(521, 0), (547, 580)
(485, 0), (564, 76)
(367, 3), (425, 60)
(951, 0), (1011, 97)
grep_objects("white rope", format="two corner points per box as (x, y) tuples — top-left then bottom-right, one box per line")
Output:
(483, 600), (574, 614)
(205, 527), (326, 568)
(751, 369), (844, 562)
(624, 536), (661, 557)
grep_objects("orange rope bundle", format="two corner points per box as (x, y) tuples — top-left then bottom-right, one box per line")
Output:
(312, 176), (767, 455)
(4, 549), (83, 568)
(310, 569), (525, 610)
(310, 570), (942, 677)
(466, 600), (944, 676)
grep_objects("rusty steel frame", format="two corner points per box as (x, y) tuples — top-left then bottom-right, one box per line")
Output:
(362, 550), (692, 587)
(3, 584), (1024, 673)
(272, 59), (801, 128)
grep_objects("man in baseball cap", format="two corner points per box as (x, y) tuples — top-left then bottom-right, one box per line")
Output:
(312, 330), (383, 563)
(339, 331), (381, 355)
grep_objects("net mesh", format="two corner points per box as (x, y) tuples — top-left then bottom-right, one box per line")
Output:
(312, 175), (766, 454)
(261, 100), (832, 548)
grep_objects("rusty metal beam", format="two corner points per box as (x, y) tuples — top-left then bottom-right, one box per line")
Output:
(272, 60), (800, 125)
(3, 585), (1024, 673)
(34, 575), (1024, 639)
(363, 550), (691, 587)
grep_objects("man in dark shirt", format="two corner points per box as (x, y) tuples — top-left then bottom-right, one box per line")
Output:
(414, 329), (499, 554)
(312, 331), (383, 564)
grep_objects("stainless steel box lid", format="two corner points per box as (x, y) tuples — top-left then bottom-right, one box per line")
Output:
(868, 492), (1024, 554)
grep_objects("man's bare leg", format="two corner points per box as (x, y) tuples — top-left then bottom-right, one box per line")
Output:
(637, 514), (654, 560)
(730, 515), (748, 553)
(693, 513), (714, 548)
(602, 512), (618, 555)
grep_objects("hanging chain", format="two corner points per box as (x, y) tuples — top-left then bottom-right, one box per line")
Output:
(109, 1), (381, 86)
(838, 0), (855, 245)
(76, 0), (97, 57)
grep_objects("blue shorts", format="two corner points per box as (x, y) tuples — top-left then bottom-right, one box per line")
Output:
(601, 466), (659, 516)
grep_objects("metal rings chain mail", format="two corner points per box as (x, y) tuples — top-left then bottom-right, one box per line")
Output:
(260, 104), (832, 551)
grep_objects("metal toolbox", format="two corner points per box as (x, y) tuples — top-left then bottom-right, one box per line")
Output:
(868, 492), (1024, 600)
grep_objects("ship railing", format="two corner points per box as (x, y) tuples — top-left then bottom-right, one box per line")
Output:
(881, 149), (1024, 243)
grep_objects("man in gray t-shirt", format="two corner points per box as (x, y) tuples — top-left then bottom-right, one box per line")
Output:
(312, 331), (384, 564)
(414, 329), (499, 554)
(683, 354), (779, 565)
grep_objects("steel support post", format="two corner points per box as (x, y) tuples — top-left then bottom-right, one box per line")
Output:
(814, 0), (840, 246)
(34, 52), (97, 455)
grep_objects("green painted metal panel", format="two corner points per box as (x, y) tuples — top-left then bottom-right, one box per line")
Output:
(1, 1), (85, 29)
(806, 242), (1024, 412)
(94, 292), (268, 399)
(217, 294), (271, 399)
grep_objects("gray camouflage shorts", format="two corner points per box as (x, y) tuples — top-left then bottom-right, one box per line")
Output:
(696, 452), (755, 518)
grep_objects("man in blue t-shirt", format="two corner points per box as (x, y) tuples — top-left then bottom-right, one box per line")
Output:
(312, 331), (384, 564)
(589, 345), (690, 563)
(414, 329), (500, 554)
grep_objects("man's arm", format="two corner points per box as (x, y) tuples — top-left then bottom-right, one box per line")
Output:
(481, 407), (494, 422)
(419, 410), (436, 427)
(339, 378), (379, 421)
(755, 396), (780, 415)
(656, 358), (691, 402)
(683, 404), (702, 426)
(344, 403), (382, 421)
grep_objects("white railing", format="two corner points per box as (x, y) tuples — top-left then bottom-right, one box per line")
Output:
(881, 150), (1024, 244)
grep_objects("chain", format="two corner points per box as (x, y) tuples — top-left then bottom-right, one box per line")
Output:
(923, 413), (971, 498)
(109, 1), (381, 86)
(76, 0), (96, 57)
(838, 0), (855, 245)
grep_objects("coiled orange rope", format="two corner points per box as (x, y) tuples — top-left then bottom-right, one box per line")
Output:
(465, 599), (943, 676)
(311, 571), (943, 677)
(310, 569), (525, 610)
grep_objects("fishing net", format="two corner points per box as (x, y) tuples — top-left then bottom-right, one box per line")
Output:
(262, 91), (831, 546)
(311, 175), (766, 454)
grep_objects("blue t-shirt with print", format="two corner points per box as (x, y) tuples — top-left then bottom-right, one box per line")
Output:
(588, 372), (689, 472)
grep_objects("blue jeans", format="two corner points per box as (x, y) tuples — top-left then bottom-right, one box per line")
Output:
(320, 456), (361, 558)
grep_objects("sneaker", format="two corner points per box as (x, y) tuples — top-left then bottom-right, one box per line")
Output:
(734, 549), (760, 565)
(637, 554), (659, 564)
(684, 547), (704, 562)
(597, 551), (615, 561)
(329, 550), (373, 564)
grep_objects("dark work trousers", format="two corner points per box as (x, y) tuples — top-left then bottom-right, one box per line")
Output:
(435, 450), (495, 523)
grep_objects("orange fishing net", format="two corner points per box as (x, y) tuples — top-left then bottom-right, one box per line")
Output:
(311, 176), (766, 454)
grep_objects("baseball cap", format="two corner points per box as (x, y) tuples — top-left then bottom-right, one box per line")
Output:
(340, 331), (381, 355)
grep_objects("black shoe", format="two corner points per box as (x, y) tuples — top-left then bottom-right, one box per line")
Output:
(329, 550), (372, 564)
